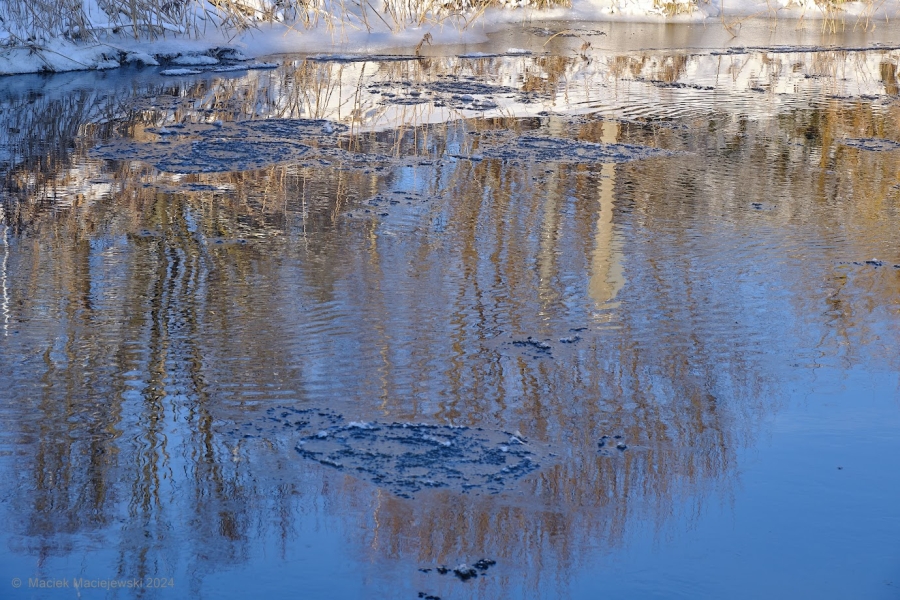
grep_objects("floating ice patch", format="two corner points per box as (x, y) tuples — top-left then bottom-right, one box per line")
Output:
(266, 408), (544, 498)
(840, 138), (900, 151)
(369, 76), (540, 110)
(156, 139), (310, 173)
(91, 118), (349, 174)
(308, 54), (420, 63)
(482, 328), (587, 360)
(344, 188), (438, 226)
(458, 49), (533, 58)
(232, 118), (349, 138)
(512, 336), (553, 355)
(440, 96), (499, 111)
(526, 27), (608, 37)
(93, 136), (310, 173)
(160, 68), (202, 76)
(212, 62), (278, 72)
(478, 134), (674, 164)
(424, 78), (519, 98)
(634, 77), (714, 91)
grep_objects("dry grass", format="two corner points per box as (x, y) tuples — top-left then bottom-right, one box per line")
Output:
(1, 0), (94, 42)
(0, 0), (571, 44)
(652, 0), (697, 15)
(3, 0), (886, 61)
(1, 0), (203, 42)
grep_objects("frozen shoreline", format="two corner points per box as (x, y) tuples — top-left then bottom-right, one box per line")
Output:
(3, 0), (900, 76)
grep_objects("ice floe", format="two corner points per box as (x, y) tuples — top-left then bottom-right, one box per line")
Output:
(268, 407), (546, 498)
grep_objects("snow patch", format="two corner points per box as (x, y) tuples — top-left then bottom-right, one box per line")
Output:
(171, 54), (220, 66)
(5, 0), (900, 77)
(160, 68), (203, 76)
(125, 52), (159, 66)
(0, 41), (118, 75)
(212, 62), (278, 72)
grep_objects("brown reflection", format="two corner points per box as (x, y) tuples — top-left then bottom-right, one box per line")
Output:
(880, 61), (899, 96)
(588, 120), (625, 310)
(1, 43), (900, 595)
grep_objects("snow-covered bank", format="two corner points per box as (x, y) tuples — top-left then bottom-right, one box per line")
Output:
(3, 0), (900, 76)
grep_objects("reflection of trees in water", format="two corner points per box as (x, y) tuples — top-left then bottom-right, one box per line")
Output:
(1, 87), (120, 229)
(1, 180), (344, 578)
(2, 52), (900, 592)
(616, 101), (900, 370)
(2, 128), (749, 588)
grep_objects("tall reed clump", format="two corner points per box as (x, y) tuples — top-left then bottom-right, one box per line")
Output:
(651, 0), (697, 15)
(1, 0), (93, 43)
(0, 0), (202, 44)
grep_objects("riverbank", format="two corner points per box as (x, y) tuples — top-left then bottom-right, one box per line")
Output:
(3, 0), (900, 76)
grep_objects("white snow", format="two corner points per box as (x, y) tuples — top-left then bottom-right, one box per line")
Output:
(171, 54), (220, 66)
(124, 51), (159, 66)
(4, 0), (900, 76)
(160, 68), (203, 76)
(0, 41), (121, 75)
(212, 62), (278, 72)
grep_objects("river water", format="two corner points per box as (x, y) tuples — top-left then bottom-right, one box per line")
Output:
(1, 20), (899, 599)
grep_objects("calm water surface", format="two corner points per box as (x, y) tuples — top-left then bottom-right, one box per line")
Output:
(1, 21), (900, 599)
